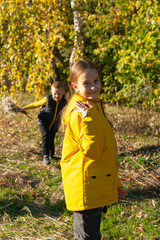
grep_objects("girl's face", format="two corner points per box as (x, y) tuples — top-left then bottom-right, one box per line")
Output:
(72, 68), (101, 101)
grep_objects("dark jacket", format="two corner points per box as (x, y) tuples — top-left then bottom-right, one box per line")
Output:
(38, 95), (67, 131)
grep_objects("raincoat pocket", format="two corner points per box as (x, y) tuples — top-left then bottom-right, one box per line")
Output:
(84, 169), (117, 204)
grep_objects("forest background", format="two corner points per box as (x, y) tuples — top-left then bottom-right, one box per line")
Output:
(0, 0), (159, 109)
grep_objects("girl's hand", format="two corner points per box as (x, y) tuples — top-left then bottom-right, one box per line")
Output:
(75, 100), (93, 111)
(118, 187), (128, 199)
(75, 101), (93, 118)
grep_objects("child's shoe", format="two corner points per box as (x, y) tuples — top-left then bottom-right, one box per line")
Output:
(43, 156), (50, 165)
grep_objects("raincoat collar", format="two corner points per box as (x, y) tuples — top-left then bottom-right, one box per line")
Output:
(64, 94), (101, 124)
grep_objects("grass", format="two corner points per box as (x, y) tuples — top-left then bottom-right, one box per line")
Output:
(0, 93), (159, 239)
(101, 199), (160, 240)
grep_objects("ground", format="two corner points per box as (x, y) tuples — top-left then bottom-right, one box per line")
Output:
(0, 93), (160, 239)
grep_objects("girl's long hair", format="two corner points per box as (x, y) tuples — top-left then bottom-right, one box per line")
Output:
(61, 59), (101, 131)
(69, 59), (101, 84)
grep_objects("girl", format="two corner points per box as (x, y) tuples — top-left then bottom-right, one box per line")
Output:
(60, 60), (127, 240)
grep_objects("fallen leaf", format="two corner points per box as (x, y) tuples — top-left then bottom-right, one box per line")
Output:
(120, 211), (125, 216)
(136, 211), (143, 218)
(155, 176), (160, 181)
(131, 205), (137, 212)
(151, 199), (156, 207)
(31, 190), (35, 196)
(138, 226), (144, 232)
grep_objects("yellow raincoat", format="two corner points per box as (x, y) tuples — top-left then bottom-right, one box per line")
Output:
(60, 94), (122, 211)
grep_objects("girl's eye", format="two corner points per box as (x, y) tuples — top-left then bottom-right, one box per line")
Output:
(84, 82), (88, 85)
(94, 79), (99, 83)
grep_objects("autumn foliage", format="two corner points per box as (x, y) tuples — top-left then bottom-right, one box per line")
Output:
(0, 0), (159, 108)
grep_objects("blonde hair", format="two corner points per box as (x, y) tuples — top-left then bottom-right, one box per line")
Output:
(61, 60), (101, 131)
(69, 59), (101, 86)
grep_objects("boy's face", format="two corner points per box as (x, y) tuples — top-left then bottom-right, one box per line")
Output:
(51, 87), (64, 102)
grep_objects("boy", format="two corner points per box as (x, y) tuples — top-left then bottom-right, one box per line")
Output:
(21, 81), (67, 165)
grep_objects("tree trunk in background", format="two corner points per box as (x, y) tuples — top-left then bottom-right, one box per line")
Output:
(51, 47), (61, 83)
(70, 0), (85, 67)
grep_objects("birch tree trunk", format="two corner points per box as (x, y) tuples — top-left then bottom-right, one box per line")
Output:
(70, 0), (85, 67)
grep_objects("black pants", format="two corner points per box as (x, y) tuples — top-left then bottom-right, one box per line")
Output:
(39, 123), (56, 156)
(74, 208), (102, 240)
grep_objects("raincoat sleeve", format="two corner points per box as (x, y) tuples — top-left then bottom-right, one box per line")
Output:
(70, 107), (122, 188)
(75, 107), (104, 160)
(23, 97), (47, 110)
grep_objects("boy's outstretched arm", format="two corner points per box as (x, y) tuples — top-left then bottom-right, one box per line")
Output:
(19, 97), (47, 111)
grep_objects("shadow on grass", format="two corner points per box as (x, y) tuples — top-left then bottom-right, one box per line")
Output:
(119, 144), (160, 157)
(0, 197), (71, 219)
(29, 149), (42, 156)
(1, 186), (159, 220)
(119, 185), (160, 207)
(128, 186), (160, 199)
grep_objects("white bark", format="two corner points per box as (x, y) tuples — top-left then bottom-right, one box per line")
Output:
(70, 0), (85, 66)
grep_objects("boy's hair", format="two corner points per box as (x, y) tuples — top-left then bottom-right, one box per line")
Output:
(69, 59), (101, 84)
(51, 81), (65, 90)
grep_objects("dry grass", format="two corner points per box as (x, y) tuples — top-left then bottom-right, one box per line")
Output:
(0, 93), (160, 239)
